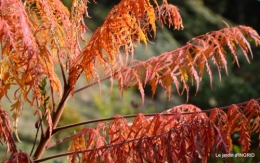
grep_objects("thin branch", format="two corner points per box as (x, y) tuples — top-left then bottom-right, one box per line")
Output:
(73, 61), (140, 94)
(30, 119), (41, 156)
(52, 114), (138, 135)
(74, 75), (111, 94)
(31, 109), (46, 157)
(52, 98), (260, 134)
(58, 54), (67, 86)
(47, 132), (79, 149)
(217, 97), (260, 110)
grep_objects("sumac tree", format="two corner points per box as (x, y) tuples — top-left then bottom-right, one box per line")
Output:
(0, 0), (260, 162)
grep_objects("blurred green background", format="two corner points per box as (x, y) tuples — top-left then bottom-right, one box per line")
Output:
(1, 0), (260, 162)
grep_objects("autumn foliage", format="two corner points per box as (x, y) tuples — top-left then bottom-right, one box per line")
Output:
(67, 100), (260, 163)
(0, 0), (260, 162)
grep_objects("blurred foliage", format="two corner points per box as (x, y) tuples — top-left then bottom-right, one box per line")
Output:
(94, 87), (155, 117)
(53, 106), (83, 150)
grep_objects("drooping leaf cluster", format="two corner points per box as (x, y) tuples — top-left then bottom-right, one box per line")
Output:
(68, 0), (184, 93)
(0, 107), (17, 156)
(115, 26), (260, 103)
(0, 0), (64, 104)
(68, 99), (260, 163)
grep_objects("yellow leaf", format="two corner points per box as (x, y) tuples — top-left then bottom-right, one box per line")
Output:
(138, 28), (147, 46)
(10, 98), (23, 142)
(180, 68), (188, 81)
(147, 6), (156, 33)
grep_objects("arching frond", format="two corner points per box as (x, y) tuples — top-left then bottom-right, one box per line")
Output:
(67, 99), (260, 163)
(113, 26), (260, 102)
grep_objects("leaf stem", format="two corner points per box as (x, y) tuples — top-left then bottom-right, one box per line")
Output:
(58, 55), (67, 86)
(30, 118), (41, 156)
